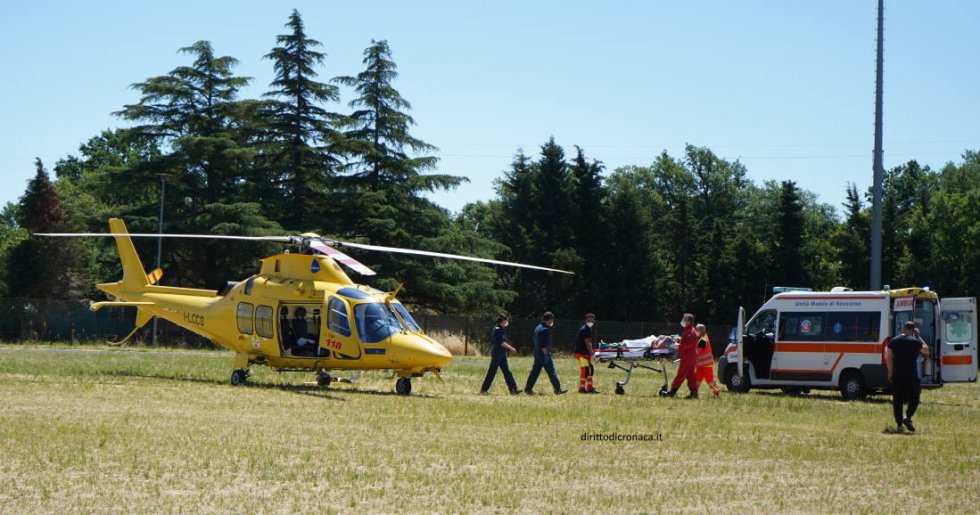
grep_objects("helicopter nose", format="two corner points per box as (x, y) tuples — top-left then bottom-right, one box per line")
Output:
(395, 335), (452, 367)
(420, 339), (452, 367)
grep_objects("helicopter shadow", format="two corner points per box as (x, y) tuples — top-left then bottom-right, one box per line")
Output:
(87, 369), (436, 400)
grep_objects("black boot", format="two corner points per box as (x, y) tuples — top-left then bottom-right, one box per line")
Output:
(685, 390), (699, 399)
(659, 387), (677, 397)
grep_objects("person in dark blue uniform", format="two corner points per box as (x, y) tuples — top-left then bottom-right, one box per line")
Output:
(480, 314), (520, 395)
(524, 312), (567, 395)
(886, 320), (930, 433)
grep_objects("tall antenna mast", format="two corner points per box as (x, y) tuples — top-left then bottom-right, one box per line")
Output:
(870, 0), (885, 290)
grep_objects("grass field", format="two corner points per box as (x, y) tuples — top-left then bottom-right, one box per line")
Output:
(0, 344), (977, 513)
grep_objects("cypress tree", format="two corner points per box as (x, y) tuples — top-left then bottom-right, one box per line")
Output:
(775, 180), (805, 287)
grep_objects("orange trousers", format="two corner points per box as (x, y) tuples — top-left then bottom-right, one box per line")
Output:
(696, 365), (720, 396)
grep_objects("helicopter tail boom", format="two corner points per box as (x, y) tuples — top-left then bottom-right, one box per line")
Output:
(107, 218), (150, 290)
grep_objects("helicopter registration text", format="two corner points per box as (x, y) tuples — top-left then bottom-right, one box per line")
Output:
(183, 311), (206, 327)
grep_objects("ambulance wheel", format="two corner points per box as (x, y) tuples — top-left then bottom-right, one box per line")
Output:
(839, 371), (867, 401)
(316, 370), (332, 387)
(230, 369), (248, 386)
(615, 385), (625, 395)
(725, 365), (750, 393)
(396, 377), (412, 395)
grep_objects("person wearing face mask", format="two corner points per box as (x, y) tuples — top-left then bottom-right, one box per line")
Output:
(660, 313), (699, 398)
(524, 312), (567, 395)
(479, 314), (520, 395)
(574, 313), (599, 394)
(694, 324), (720, 397)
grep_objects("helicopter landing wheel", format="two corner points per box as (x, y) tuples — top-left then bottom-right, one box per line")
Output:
(230, 369), (249, 386)
(316, 370), (332, 387)
(615, 384), (625, 395)
(395, 377), (412, 396)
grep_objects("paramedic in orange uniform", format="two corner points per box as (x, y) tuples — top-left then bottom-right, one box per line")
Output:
(661, 313), (699, 398)
(694, 324), (720, 397)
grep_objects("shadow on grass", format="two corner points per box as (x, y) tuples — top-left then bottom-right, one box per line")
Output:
(84, 369), (439, 400)
(751, 390), (892, 404)
(881, 427), (917, 435)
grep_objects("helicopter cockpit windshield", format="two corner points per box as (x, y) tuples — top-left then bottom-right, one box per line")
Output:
(355, 302), (409, 343)
(391, 303), (421, 332)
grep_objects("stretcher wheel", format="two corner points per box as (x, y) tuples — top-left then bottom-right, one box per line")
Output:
(615, 385), (625, 395)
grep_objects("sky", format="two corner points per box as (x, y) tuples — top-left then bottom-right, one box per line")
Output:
(1, 0), (977, 216)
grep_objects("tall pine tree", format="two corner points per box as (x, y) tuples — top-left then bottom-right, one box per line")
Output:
(116, 41), (279, 288)
(262, 9), (343, 230)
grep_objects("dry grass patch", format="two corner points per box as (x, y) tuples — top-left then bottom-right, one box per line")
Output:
(0, 345), (977, 513)
(428, 330), (481, 356)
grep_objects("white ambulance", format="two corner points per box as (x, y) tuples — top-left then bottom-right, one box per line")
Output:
(718, 287), (977, 399)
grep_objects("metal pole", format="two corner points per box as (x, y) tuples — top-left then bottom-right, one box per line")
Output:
(870, 0), (885, 290)
(153, 174), (166, 345)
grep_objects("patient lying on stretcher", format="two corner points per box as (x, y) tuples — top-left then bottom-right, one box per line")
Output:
(594, 335), (677, 360)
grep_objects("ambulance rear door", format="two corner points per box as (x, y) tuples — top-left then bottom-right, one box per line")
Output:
(939, 297), (977, 382)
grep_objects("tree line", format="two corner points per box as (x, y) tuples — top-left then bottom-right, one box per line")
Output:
(1, 10), (977, 325)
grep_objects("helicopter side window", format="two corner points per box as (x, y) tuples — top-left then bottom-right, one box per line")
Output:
(255, 305), (274, 339)
(355, 302), (402, 343)
(327, 296), (352, 337)
(236, 302), (254, 335)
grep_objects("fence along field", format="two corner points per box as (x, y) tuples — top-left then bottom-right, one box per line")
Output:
(0, 298), (731, 356)
(0, 345), (976, 512)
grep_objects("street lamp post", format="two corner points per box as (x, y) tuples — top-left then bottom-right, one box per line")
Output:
(153, 174), (167, 346)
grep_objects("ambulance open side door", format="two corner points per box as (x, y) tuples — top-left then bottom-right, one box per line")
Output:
(940, 297), (977, 382)
(737, 306), (745, 377)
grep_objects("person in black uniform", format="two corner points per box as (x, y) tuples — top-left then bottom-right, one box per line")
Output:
(886, 320), (930, 433)
(480, 315), (520, 395)
(574, 313), (599, 393)
(524, 312), (567, 395)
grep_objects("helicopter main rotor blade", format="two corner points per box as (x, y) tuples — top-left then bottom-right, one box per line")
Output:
(35, 231), (572, 275)
(34, 232), (293, 242)
(308, 240), (377, 276)
(331, 241), (575, 275)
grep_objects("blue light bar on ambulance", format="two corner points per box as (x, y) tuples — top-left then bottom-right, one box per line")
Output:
(772, 286), (813, 294)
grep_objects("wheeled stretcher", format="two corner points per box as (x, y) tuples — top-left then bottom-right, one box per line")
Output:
(593, 335), (678, 394)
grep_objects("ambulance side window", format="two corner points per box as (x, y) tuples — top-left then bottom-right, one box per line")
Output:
(780, 312), (825, 341)
(327, 296), (351, 337)
(746, 310), (776, 335)
(826, 312), (881, 342)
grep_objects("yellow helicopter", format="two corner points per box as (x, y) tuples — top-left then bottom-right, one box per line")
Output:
(38, 219), (571, 394)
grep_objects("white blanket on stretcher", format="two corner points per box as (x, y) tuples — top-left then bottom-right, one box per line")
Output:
(594, 335), (676, 360)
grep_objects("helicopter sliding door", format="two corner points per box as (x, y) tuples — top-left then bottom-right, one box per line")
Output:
(278, 304), (322, 357)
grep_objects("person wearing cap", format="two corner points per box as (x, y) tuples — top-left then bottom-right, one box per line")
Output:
(886, 321), (930, 433)
(524, 312), (567, 395)
(479, 314), (520, 395)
